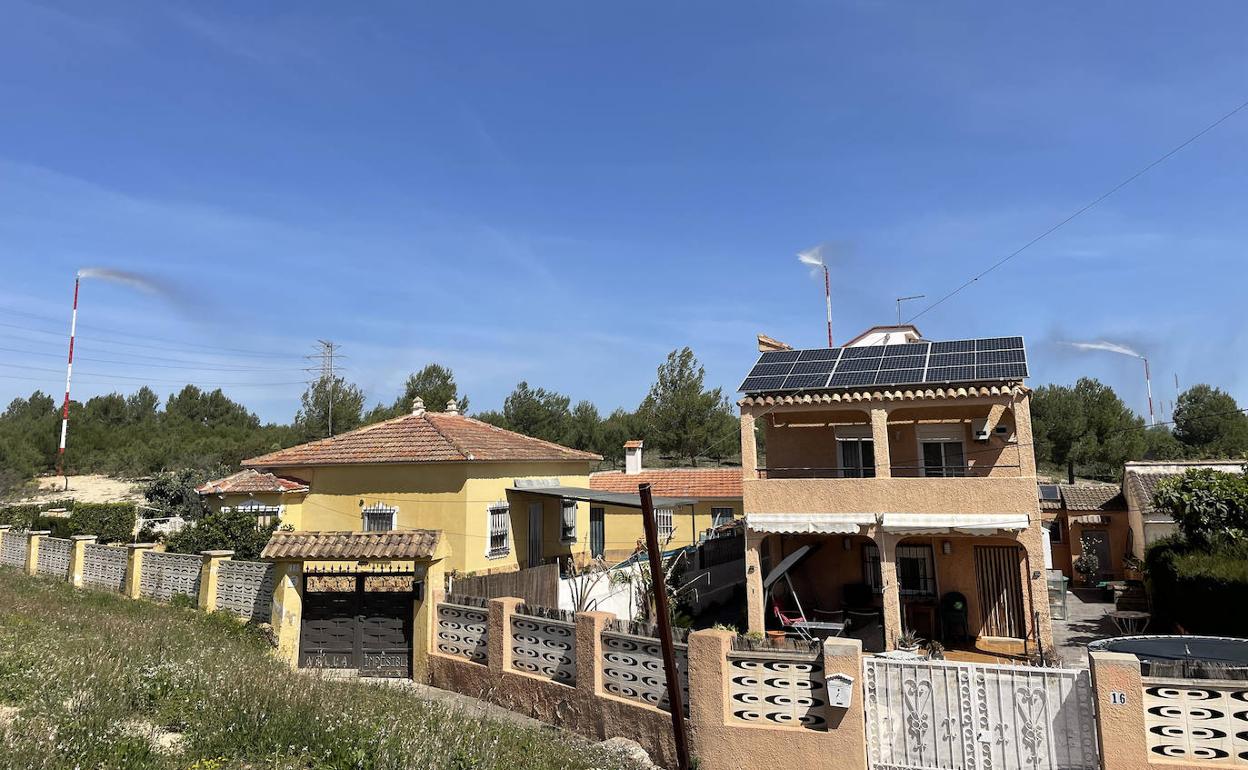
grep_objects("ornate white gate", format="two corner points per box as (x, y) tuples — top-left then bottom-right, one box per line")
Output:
(864, 657), (1100, 770)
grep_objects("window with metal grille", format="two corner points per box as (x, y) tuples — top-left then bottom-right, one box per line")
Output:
(361, 503), (397, 532)
(657, 508), (674, 541)
(710, 506), (735, 528)
(487, 502), (510, 558)
(236, 500), (281, 530)
(862, 543), (937, 598)
(1049, 518), (1065, 544)
(560, 499), (577, 543)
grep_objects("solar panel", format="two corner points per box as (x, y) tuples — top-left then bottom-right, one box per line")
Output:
(737, 336), (1028, 393)
(1038, 484), (1061, 502)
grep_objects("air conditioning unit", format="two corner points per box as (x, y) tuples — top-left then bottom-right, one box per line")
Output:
(971, 418), (991, 442)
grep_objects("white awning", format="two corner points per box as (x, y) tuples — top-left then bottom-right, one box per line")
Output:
(879, 512), (1029, 535)
(1070, 514), (1109, 526)
(746, 512), (875, 534)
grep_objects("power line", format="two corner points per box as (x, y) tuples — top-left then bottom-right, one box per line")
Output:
(0, 344), (309, 373)
(906, 97), (1248, 324)
(307, 340), (341, 437)
(0, 361), (310, 387)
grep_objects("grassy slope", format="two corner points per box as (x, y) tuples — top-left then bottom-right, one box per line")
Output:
(0, 568), (639, 770)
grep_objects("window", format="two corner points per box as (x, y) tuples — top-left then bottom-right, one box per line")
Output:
(487, 502), (510, 558)
(362, 503), (397, 532)
(237, 500), (281, 530)
(656, 508), (674, 542)
(1049, 518), (1065, 544)
(838, 438), (876, 478)
(921, 440), (966, 477)
(862, 543), (937, 598)
(560, 499), (577, 543)
(710, 507), (735, 528)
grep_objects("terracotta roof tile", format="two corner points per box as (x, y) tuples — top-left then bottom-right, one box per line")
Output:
(261, 530), (440, 561)
(243, 412), (601, 469)
(195, 469), (308, 496)
(590, 468), (742, 499)
(1058, 483), (1125, 511)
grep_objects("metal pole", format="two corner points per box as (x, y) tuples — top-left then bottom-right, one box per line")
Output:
(823, 264), (833, 347)
(1143, 357), (1155, 427)
(57, 273), (80, 491)
(638, 483), (691, 770)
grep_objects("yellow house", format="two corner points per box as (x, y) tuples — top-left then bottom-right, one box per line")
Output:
(240, 397), (606, 576)
(195, 468), (309, 528)
(737, 325), (1053, 656)
(587, 440), (743, 563)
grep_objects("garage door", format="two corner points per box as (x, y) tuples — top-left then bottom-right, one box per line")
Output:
(299, 573), (415, 677)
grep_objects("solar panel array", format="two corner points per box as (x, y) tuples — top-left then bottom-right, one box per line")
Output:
(738, 337), (1027, 393)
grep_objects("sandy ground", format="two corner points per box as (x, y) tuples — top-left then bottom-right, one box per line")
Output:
(14, 474), (143, 505)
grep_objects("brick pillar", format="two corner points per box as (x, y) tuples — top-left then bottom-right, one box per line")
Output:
(870, 407), (891, 478)
(269, 560), (304, 668)
(576, 611), (613, 698)
(687, 628), (732, 732)
(26, 530), (50, 576)
(68, 535), (97, 587)
(740, 408), (758, 478)
(1090, 651), (1148, 770)
(488, 597), (524, 674)
(745, 530), (766, 633)
(198, 550), (234, 610)
(125, 543), (155, 598)
(822, 635), (867, 769)
(874, 531), (902, 649)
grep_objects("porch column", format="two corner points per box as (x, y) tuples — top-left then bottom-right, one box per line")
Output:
(873, 531), (902, 649)
(1019, 524), (1055, 654)
(68, 535), (97, 588)
(870, 407), (891, 478)
(745, 529), (766, 633)
(269, 560), (304, 668)
(1012, 393), (1038, 477)
(740, 408), (758, 478)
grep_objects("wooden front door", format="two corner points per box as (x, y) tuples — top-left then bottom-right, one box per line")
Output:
(974, 546), (1026, 639)
(1080, 529), (1112, 580)
(299, 574), (413, 677)
(527, 502), (544, 568)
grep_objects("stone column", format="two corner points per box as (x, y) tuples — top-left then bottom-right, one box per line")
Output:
(870, 407), (891, 478)
(488, 597), (524, 675)
(125, 543), (155, 598)
(1019, 525), (1055, 654)
(26, 530), (50, 576)
(576, 610), (613, 699)
(822, 636), (866, 768)
(1012, 393), (1038, 478)
(744, 530), (766, 633)
(874, 531), (902, 649)
(740, 408), (758, 478)
(68, 535), (97, 587)
(197, 550), (234, 610)
(269, 560), (304, 668)
(1089, 651), (1148, 770)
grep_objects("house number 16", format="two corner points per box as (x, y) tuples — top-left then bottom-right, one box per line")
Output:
(1110, 691), (1128, 705)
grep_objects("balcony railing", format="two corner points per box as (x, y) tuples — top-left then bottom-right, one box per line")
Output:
(757, 464), (1021, 479)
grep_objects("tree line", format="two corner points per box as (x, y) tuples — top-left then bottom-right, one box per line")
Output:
(0, 347), (738, 496)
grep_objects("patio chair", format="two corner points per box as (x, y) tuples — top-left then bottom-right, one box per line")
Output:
(773, 605), (845, 641)
(939, 591), (970, 643)
(842, 582), (882, 629)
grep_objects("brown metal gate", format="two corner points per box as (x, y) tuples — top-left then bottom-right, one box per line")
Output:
(974, 546), (1026, 639)
(299, 573), (414, 677)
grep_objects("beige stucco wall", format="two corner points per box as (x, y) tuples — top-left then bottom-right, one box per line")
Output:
(744, 475), (1039, 516)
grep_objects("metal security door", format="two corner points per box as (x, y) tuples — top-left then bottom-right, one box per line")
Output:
(528, 502), (544, 568)
(358, 587), (412, 677)
(975, 545), (1026, 639)
(299, 574), (413, 676)
(300, 575), (359, 670)
(864, 657), (1100, 770)
(590, 506), (605, 558)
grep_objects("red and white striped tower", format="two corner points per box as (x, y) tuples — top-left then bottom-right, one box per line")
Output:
(822, 263), (832, 347)
(56, 272), (80, 488)
(1143, 356), (1156, 427)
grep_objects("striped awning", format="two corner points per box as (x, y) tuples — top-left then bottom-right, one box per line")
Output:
(746, 512), (875, 534)
(879, 513), (1029, 535)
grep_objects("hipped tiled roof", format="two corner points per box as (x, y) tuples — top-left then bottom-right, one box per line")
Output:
(1058, 483), (1125, 512)
(195, 469), (308, 496)
(738, 383), (1026, 407)
(261, 530), (441, 561)
(1124, 471), (1180, 513)
(243, 411), (601, 468)
(590, 468), (742, 499)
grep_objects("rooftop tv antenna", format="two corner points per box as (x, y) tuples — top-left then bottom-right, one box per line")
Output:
(896, 295), (926, 325)
(797, 245), (832, 347)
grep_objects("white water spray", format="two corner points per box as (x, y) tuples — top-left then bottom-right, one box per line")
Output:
(1061, 340), (1155, 426)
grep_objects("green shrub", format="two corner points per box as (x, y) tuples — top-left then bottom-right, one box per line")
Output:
(165, 507), (274, 559)
(1146, 535), (1248, 636)
(0, 504), (42, 529)
(68, 502), (137, 544)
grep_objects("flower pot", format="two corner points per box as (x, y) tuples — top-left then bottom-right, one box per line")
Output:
(766, 630), (787, 644)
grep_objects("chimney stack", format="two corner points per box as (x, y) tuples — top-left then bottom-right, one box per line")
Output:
(411, 397), (426, 416)
(624, 440), (643, 475)
(445, 398), (460, 416)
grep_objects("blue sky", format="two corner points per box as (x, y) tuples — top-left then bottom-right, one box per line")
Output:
(1, 2), (1245, 424)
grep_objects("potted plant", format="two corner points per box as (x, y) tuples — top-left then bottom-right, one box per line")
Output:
(897, 629), (922, 654)
(926, 639), (946, 661)
(1123, 554), (1144, 581)
(1073, 552), (1100, 588)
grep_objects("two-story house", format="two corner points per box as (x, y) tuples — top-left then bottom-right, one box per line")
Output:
(737, 325), (1052, 655)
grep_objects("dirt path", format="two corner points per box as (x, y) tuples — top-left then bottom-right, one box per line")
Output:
(13, 474), (143, 505)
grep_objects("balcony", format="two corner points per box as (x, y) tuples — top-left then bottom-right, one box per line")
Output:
(743, 473), (1038, 517)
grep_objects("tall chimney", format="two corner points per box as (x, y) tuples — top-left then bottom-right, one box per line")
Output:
(411, 397), (426, 416)
(624, 440), (643, 475)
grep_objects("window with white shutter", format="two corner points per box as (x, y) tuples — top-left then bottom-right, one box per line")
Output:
(560, 499), (577, 543)
(657, 508), (674, 541)
(487, 502), (511, 558)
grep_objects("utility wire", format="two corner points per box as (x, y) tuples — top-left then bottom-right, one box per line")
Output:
(0, 361), (310, 387)
(0, 345), (309, 373)
(906, 97), (1248, 324)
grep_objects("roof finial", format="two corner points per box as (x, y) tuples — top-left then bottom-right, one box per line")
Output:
(445, 398), (459, 415)
(411, 397), (425, 416)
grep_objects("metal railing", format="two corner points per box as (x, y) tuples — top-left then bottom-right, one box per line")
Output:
(757, 463), (1022, 479)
